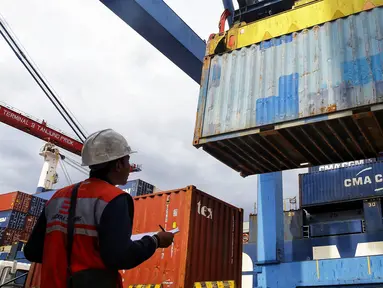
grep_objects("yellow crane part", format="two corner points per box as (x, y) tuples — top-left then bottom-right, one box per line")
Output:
(207, 0), (383, 56)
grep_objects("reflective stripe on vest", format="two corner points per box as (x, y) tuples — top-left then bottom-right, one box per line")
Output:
(45, 197), (108, 237)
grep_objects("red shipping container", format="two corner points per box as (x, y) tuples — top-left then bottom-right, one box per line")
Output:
(0, 228), (15, 246)
(21, 193), (33, 213)
(0, 191), (32, 213)
(12, 229), (22, 243)
(121, 186), (243, 288)
(24, 215), (38, 233)
(20, 231), (30, 242)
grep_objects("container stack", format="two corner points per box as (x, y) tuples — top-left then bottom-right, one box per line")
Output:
(0, 191), (47, 246)
(117, 179), (155, 197)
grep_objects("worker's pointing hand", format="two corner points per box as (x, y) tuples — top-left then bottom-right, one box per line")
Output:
(156, 232), (174, 248)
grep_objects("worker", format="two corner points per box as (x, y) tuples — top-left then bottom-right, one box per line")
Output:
(24, 129), (174, 288)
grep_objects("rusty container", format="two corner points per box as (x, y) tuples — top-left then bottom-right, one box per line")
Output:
(121, 185), (243, 288)
(0, 228), (15, 246)
(0, 191), (32, 213)
(24, 215), (38, 234)
(194, 7), (383, 177)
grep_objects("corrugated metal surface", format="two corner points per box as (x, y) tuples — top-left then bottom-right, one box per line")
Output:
(0, 210), (27, 230)
(28, 196), (47, 217)
(24, 215), (38, 234)
(194, 7), (383, 176)
(202, 7), (383, 136)
(301, 161), (383, 207)
(12, 230), (22, 243)
(309, 219), (363, 237)
(0, 192), (31, 213)
(363, 199), (383, 232)
(121, 186), (243, 287)
(117, 179), (154, 197)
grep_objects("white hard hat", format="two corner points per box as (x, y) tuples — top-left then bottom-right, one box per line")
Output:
(81, 129), (136, 166)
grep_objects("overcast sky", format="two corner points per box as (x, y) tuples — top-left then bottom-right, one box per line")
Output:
(0, 0), (307, 219)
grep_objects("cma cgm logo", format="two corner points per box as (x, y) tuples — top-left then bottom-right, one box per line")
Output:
(0, 217), (6, 223)
(344, 166), (383, 192)
(197, 201), (213, 219)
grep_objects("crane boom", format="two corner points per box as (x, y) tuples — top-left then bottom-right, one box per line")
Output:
(0, 104), (82, 155)
(0, 103), (142, 172)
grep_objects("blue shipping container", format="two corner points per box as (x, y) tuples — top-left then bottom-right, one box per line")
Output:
(363, 199), (383, 233)
(308, 159), (377, 173)
(118, 179), (154, 197)
(0, 210), (27, 230)
(301, 161), (383, 207)
(193, 7), (383, 177)
(29, 196), (48, 216)
(309, 220), (363, 237)
(198, 8), (383, 138)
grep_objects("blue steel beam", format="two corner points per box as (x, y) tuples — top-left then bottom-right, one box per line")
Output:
(257, 172), (284, 265)
(100, 0), (206, 84)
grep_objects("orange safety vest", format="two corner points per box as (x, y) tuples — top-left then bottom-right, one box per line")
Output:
(41, 178), (125, 288)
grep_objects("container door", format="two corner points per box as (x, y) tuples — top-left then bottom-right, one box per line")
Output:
(363, 199), (383, 233)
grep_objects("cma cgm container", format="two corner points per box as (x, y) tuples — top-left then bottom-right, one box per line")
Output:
(300, 161), (383, 207)
(121, 186), (243, 287)
(248, 211), (303, 242)
(193, 6), (383, 176)
(0, 192), (32, 213)
(117, 179), (154, 197)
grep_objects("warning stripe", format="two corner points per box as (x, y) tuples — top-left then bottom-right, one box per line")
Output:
(194, 281), (235, 288)
(128, 285), (162, 288)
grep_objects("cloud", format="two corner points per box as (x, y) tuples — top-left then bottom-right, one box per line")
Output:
(0, 0), (306, 220)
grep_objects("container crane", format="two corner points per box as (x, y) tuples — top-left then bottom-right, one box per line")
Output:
(0, 103), (142, 192)
(0, 17), (142, 193)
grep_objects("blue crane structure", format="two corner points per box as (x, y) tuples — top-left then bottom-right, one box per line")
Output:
(100, 0), (207, 84)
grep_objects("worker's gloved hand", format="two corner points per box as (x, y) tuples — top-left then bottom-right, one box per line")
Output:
(155, 232), (174, 248)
